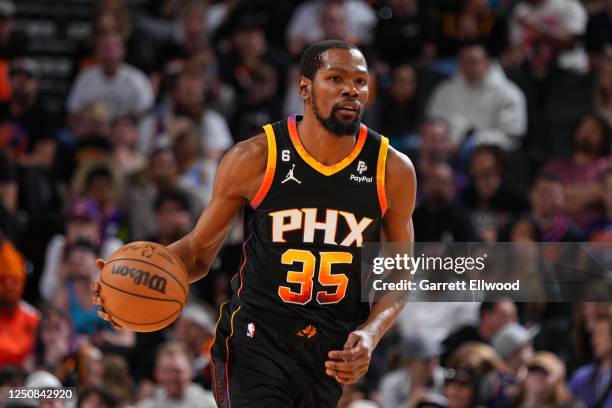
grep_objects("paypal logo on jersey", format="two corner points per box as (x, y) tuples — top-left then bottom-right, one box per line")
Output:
(350, 161), (373, 183)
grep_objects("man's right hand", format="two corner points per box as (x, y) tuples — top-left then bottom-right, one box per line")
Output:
(91, 259), (122, 329)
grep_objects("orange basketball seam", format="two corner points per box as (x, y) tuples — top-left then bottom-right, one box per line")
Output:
(99, 279), (184, 304)
(106, 257), (188, 299)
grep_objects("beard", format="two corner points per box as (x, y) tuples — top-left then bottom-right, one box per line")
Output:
(311, 89), (361, 137)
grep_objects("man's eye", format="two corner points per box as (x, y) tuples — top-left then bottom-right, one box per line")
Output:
(330, 76), (341, 82)
(357, 79), (367, 85)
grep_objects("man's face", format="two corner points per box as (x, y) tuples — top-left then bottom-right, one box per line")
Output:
(173, 76), (204, 116)
(573, 116), (605, 156)
(592, 320), (612, 359)
(321, 4), (347, 39)
(96, 33), (125, 70)
(421, 121), (451, 158)
(423, 163), (455, 206)
(9, 72), (37, 103)
(156, 354), (192, 400)
(390, 65), (417, 103)
(470, 150), (501, 200)
(302, 48), (369, 136)
(459, 46), (489, 84)
(156, 200), (192, 242)
(149, 151), (178, 189)
(530, 179), (564, 218)
(483, 301), (518, 334)
(233, 27), (266, 59)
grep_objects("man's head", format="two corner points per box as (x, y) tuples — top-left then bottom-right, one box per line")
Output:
(572, 113), (611, 158)
(321, 2), (347, 40)
(423, 162), (455, 210)
(390, 64), (417, 104)
(479, 300), (518, 341)
(492, 322), (538, 371)
(148, 148), (178, 191)
(9, 57), (40, 106)
(399, 334), (440, 385)
(420, 119), (451, 160)
(95, 31), (125, 74)
(0, 239), (25, 310)
(458, 44), (490, 84)
(230, 8), (267, 61)
(172, 73), (205, 119)
(154, 190), (192, 244)
(299, 40), (369, 136)
(0, 0), (15, 43)
(180, 0), (206, 47)
(591, 316), (612, 360)
(84, 165), (117, 209)
(529, 172), (564, 220)
(64, 240), (98, 281)
(469, 145), (503, 201)
(155, 342), (193, 400)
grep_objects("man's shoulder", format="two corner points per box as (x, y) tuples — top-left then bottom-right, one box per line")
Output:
(569, 363), (597, 386)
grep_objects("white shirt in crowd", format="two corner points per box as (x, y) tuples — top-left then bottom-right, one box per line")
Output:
(137, 384), (216, 408)
(427, 64), (527, 151)
(286, 0), (376, 44)
(67, 63), (154, 118)
(510, 0), (588, 74)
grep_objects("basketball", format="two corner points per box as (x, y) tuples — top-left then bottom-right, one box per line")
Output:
(98, 241), (189, 332)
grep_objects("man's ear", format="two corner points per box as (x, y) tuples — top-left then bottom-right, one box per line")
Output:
(298, 76), (310, 101)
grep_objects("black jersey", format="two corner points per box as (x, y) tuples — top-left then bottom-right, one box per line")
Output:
(231, 115), (389, 334)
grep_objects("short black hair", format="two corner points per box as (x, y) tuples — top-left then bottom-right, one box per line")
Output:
(299, 39), (360, 80)
(85, 165), (113, 187)
(154, 190), (191, 213)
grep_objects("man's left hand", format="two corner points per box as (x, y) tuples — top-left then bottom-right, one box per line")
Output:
(325, 330), (375, 384)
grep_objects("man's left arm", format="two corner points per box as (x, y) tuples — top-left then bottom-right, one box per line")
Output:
(325, 147), (416, 384)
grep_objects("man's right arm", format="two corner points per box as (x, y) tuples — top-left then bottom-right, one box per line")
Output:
(168, 134), (268, 283)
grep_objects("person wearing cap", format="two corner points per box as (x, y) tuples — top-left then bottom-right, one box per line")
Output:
(519, 351), (581, 408)
(0, 237), (40, 368)
(172, 302), (216, 390)
(0, 56), (56, 168)
(378, 334), (445, 408)
(487, 322), (539, 407)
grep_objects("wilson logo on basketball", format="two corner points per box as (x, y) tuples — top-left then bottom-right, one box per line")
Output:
(111, 264), (167, 294)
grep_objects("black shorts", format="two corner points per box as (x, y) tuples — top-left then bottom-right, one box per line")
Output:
(210, 299), (348, 408)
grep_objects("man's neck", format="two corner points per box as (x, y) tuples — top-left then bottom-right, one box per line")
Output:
(573, 151), (597, 166)
(102, 64), (120, 77)
(297, 113), (359, 166)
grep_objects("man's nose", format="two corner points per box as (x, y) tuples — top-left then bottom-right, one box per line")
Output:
(341, 81), (359, 97)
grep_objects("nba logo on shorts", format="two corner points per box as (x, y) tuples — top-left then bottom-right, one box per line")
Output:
(357, 161), (367, 174)
(246, 322), (256, 338)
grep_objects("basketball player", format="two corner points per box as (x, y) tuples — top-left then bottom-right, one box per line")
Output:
(92, 40), (416, 407)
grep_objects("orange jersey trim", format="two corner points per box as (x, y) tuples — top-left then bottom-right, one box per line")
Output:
(210, 300), (229, 405)
(225, 306), (241, 404)
(287, 115), (368, 176)
(377, 136), (389, 216)
(250, 124), (277, 208)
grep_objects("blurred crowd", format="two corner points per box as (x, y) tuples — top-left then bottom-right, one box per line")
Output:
(0, 0), (611, 407)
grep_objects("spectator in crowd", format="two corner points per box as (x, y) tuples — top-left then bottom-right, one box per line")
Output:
(109, 115), (146, 176)
(568, 303), (611, 373)
(569, 315), (612, 407)
(101, 354), (135, 404)
(524, 172), (584, 241)
(508, 0), (589, 76)
(442, 301), (518, 366)
(436, 0), (509, 58)
(78, 384), (120, 408)
(51, 240), (108, 336)
(40, 199), (122, 302)
(120, 147), (203, 241)
(286, 0), (376, 57)
(543, 112), (612, 229)
(446, 342), (505, 381)
(67, 31), (154, 120)
(427, 43), (527, 151)
(0, 57), (55, 168)
(137, 341), (216, 408)
(416, 393), (449, 408)
(586, 168), (612, 241)
(34, 305), (78, 386)
(460, 145), (530, 242)
(443, 366), (485, 408)
(413, 161), (477, 242)
(378, 334), (445, 408)
(0, 0), (29, 102)
(147, 190), (194, 246)
(487, 322), (539, 407)
(141, 72), (232, 162)
(408, 118), (461, 184)
(374, 0), (437, 68)
(173, 303), (216, 390)
(366, 64), (422, 146)
(519, 351), (581, 408)
(594, 56), (612, 127)
(0, 238), (39, 368)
